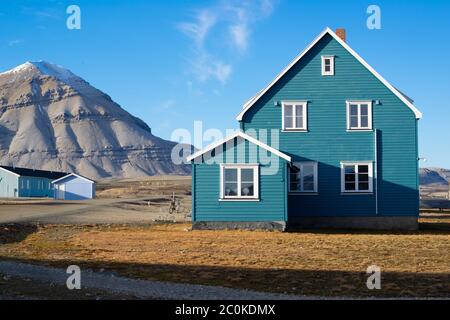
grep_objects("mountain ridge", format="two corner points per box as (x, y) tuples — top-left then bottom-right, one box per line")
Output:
(0, 61), (189, 179)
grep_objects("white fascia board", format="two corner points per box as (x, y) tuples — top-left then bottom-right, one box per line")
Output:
(236, 27), (422, 121)
(186, 131), (291, 163)
(0, 167), (20, 177)
(52, 173), (95, 184)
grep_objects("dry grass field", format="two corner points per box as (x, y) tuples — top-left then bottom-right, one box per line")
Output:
(1, 176), (449, 298)
(0, 216), (449, 298)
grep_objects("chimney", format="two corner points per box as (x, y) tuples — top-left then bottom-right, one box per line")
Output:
(336, 28), (346, 42)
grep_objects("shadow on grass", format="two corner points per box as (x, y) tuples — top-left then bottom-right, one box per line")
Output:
(285, 221), (450, 236)
(1, 256), (448, 298)
(0, 224), (38, 244)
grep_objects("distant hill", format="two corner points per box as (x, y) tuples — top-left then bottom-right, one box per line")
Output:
(420, 168), (450, 187)
(0, 61), (190, 179)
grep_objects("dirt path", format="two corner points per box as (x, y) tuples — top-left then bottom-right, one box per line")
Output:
(0, 197), (188, 224)
(0, 261), (305, 300)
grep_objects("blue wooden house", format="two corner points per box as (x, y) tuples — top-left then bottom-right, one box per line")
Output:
(187, 28), (422, 231)
(0, 166), (68, 198)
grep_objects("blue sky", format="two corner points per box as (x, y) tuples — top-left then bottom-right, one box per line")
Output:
(0, 0), (449, 168)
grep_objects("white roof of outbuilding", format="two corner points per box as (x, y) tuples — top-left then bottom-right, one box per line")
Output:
(52, 173), (95, 184)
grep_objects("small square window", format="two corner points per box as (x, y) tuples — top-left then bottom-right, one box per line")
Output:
(321, 56), (334, 76)
(289, 162), (318, 193)
(341, 162), (373, 193)
(347, 101), (373, 130)
(282, 102), (308, 131)
(221, 165), (259, 200)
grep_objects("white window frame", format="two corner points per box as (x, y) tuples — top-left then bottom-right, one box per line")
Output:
(281, 101), (308, 131)
(220, 164), (259, 201)
(289, 161), (318, 193)
(346, 101), (373, 131)
(321, 55), (335, 76)
(341, 161), (374, 193)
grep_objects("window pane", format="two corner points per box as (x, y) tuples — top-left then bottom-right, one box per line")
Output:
(350, 105), (358, 116)
(358, 165), (369, 173)
(345, 182), (356, 191)
(303, 165), (314, 183)
(359, 173), (369, 182)
(360, 115), (369, 128)
(284, 105), (293, 117)
(290, 165), (301, 191)
(345, 174), (355, 182)
(360, 104), (369, 116)
(224, 168), (237, 182)
(241, 183), (254, 196)
(295, 116), (303, 129)
(325, 65), (331, 72)
(350, 116), (358, 128)
(303, 182), (314, 191)
(285, 116), (293, 128)
(295, 105), (304, 128)
(241, 168), (254, 182)
(358, 182), (369, 191)
(344, 165), (355, 174)
(224, 183), (238, 196)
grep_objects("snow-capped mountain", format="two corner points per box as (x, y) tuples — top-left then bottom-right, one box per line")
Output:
(0, 61), (189, 179)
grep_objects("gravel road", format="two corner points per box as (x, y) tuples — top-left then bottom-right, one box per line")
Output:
(0, 261), (307, 300)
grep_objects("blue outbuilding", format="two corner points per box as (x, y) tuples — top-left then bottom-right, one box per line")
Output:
(0, 166), (67, 198)
(52, 173), (96, 200)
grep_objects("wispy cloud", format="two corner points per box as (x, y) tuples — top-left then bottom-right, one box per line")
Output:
(178, 0), (276, 85)
(8, 39), (23, 47)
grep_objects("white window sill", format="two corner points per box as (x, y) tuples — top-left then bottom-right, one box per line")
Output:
(282, 129), (308, 133)
(219, 198), (260, 202)
(289, 192), (319, 196)
(346, 129), (373, 132)
(341, 192), (373, 195)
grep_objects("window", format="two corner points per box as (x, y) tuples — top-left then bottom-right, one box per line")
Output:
(341, 162), (373, 193)
(346, 101), (372, 130)
(282, 102), (308, 131)
(220, 164), (259, 200)
(289, 162), (318, 193)
(321, 56), (334, 76)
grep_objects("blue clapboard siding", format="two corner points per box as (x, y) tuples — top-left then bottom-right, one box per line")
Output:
(241, 34), (419, 218)
(193, 138), (288, 222)
(18, 176), (54, 198)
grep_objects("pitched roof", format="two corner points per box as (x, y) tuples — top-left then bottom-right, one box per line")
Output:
(52, 173), (95, 184)
(236, 27), (422, 121)
(0, 166), (68, 180)
(186, 131), (291, 162)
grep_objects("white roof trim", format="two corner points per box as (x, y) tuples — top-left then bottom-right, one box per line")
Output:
(52, 173), (95, 184)
(186, 131), (291, 162)
(0, 167), (20, 177)
(236, 27), (422, 121)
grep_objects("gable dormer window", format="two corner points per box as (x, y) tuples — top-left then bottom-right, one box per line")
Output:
(282, 101), (308, 131)
(321, 56), (334, 76)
